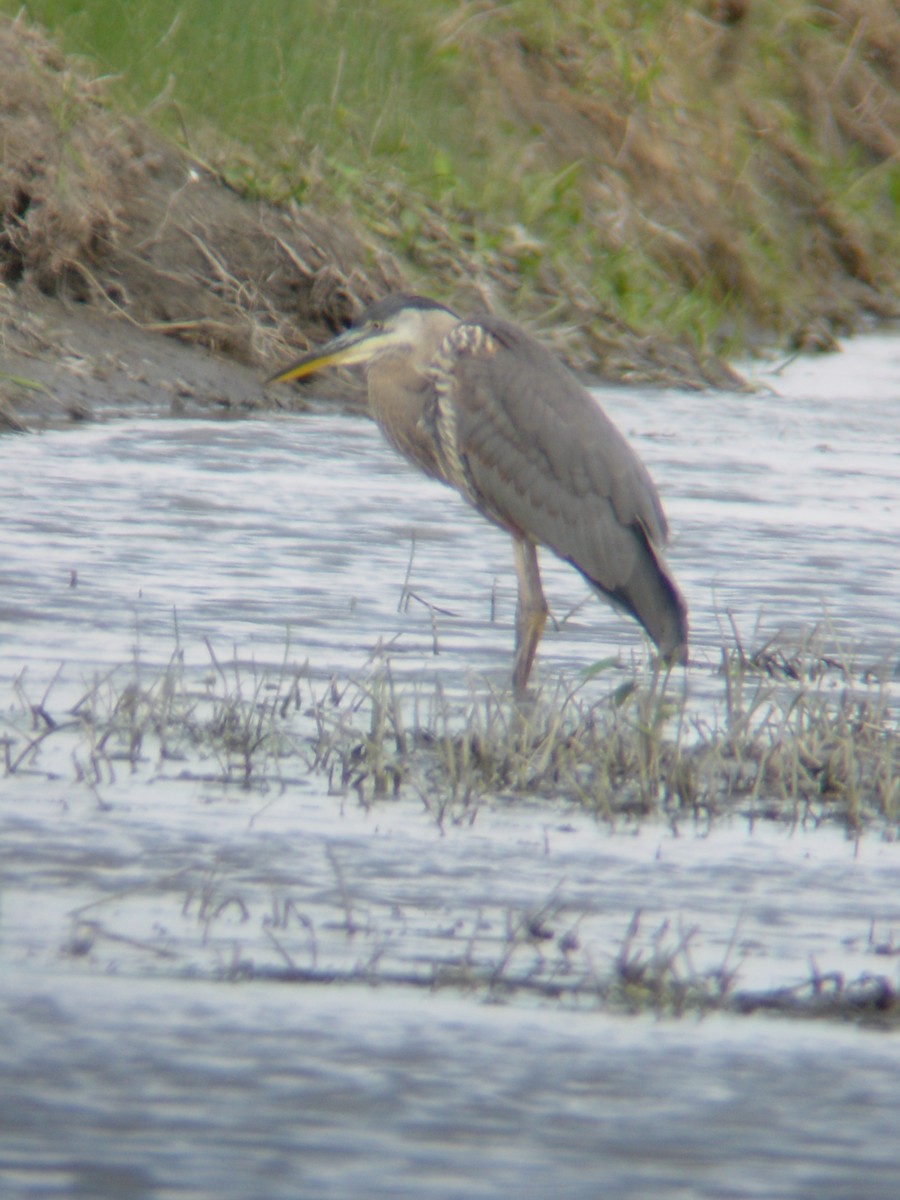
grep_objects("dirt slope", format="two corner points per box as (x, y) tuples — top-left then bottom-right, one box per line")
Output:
(2, 9), (898, 429)
(0, 16), (407, 427)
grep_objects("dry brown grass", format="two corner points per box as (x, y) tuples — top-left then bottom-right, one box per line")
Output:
(438, 0), (900, 350)
(4, 3), (898, 402)
(4, 626), (895, 837)
(4, 632), (898, 1020)
(0, 14), (404, 380)
(312, 640), (898, 834)
(0, 17), (129, 294)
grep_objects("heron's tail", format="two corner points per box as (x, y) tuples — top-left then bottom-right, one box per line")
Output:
(586, 546), (689, 665)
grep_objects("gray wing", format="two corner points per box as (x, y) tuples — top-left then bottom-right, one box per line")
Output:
(431, 316), (687, 658)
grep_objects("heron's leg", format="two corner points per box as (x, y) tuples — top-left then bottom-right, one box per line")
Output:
(512, 537), (548, 697)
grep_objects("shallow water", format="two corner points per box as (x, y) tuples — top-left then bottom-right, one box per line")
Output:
(1, 336), (899, 1198)
(4, 973), (900, 1200)
(2, 337), (898, 690)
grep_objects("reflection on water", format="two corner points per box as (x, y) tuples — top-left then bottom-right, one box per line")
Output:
(1, 336), (899, 1198)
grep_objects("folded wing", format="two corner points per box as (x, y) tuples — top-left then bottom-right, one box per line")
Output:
(430, 316), (688, 659)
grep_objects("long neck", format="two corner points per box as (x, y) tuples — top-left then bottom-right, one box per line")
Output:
(367, 356), (442, 478)
(366, 313), (457, 480)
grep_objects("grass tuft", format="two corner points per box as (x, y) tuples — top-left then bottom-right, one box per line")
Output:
(6, 631), (897, 1022)
(3, 627), (897, 833)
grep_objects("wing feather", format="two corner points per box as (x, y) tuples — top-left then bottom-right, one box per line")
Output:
(432, 316), (687, 656)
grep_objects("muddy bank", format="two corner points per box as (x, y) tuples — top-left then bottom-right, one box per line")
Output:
(1, 8), (899, 429)
(0, 17), (404, 429)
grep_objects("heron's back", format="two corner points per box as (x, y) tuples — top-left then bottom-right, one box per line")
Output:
(429, 315), (688, 659)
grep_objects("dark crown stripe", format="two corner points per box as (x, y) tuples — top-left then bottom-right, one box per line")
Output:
(357, 293), (457, 326)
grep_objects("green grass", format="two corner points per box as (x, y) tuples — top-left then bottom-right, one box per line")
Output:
(6, 1), (476, 184)
(4, 0), (899, 362)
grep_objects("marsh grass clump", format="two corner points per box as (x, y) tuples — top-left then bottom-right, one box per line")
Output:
(2, 629), (897, 832)
(305, 667), (691, 826)
(713, 633), (899, 829)
(304, 633), (898, 832)
(4, 643), (309, 791)
(608, 910), (740, 1018)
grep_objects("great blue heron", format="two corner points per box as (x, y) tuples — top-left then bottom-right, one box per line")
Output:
(269, 294), (688, 694)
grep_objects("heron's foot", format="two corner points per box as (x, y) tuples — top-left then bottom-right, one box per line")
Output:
(512, 679), (541, 708)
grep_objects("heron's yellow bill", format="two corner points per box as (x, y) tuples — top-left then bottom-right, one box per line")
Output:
(267, 326), (374, 386)
(268, 350), (343, 384)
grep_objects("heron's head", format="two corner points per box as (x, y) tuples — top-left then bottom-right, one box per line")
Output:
(267, 294), (458, 385)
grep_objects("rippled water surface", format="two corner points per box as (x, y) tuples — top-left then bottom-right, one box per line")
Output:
(2, 336), (899, 1198)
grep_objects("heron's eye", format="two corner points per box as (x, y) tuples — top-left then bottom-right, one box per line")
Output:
(370, 320), (383, 331)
